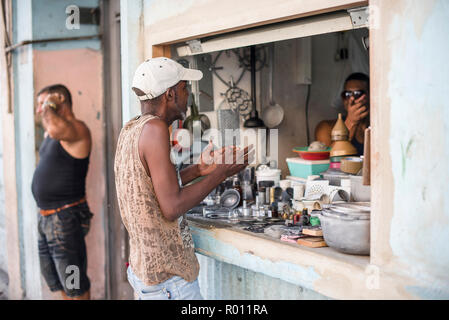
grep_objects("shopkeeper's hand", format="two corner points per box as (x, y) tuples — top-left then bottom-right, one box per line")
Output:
(345, 94), (369, 129)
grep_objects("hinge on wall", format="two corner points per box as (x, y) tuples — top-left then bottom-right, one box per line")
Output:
(186, 39), (203, 54)
(347, 6), (369, 28)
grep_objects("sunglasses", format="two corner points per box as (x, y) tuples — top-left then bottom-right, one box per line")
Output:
(341, 90), (366, 100)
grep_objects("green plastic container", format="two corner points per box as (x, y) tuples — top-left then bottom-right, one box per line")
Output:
(286, 157), (330, 179)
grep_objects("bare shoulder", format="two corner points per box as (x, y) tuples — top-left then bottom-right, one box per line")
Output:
(60, 119), (91, 158)
(140, 118), (169, 140)
(139, 118), (170, 151)
(73, 119), (91, 142)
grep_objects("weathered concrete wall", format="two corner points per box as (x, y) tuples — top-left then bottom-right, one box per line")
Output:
(370, 0), (449, 299)
(197, 254), (330, 300)
(12, 0), (41, 299)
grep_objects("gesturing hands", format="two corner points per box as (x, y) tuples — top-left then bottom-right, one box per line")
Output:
(197, 141), (220, 176)
(198, 142), (255, 178)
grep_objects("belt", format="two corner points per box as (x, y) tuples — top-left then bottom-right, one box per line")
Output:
(39, 197), (86, 216)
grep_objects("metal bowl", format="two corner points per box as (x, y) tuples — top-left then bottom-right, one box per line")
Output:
(220, 189), (241, 210)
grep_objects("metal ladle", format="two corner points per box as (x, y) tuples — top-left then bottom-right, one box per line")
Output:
(262, 44), (284, 128)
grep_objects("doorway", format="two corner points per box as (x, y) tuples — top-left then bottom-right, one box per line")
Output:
(102, 0), (133, 300)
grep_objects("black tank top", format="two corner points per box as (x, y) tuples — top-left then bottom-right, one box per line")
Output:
(31, 136), (89, 209)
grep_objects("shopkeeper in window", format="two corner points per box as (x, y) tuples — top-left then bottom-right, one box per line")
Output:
(315, 73), (370, 156)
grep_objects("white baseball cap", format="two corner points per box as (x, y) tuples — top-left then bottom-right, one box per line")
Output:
(132, 57), (203, 101)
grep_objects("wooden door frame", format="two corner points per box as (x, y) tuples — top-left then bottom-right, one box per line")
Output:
(101, 0), (133, 300)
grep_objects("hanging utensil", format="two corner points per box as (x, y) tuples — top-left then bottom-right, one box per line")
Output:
(262, 44), (284, 128)
(183, 93), (211, 135)
(217, 99), (240, 147)
(244, 46), (265, 128)
(224, 76), (252, 116)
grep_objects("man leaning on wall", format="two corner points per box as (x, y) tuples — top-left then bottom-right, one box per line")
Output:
(31, 84), (93, 300)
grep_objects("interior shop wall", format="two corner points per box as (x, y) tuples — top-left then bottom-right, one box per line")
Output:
(181, 28), (368, 177)
(31, 0), (106, 299)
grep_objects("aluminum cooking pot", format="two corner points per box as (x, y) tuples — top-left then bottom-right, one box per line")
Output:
(320, 202), (370, 255)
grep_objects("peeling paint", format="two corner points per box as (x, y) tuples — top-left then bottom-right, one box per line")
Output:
(400, 138), (413, 178)
(191, 225), (321, 291)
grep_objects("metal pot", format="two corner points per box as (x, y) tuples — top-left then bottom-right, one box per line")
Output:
(320, 202), (370, 255)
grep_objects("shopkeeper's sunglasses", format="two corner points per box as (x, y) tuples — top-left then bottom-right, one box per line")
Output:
(341, 90), (366, 100)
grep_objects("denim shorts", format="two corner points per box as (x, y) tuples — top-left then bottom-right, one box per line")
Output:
(37, 202), (93, 298)
(127, 266), (203, 300)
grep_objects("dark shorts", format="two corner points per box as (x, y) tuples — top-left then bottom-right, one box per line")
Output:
(37, 202), (93, 297)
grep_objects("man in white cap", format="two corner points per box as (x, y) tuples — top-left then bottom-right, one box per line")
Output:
(114, 57), (253, 300)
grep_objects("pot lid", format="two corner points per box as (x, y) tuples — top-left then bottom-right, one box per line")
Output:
(322, 202), (370, 220)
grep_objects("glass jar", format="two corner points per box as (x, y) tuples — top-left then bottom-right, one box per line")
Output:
(251, 205), (259, 217)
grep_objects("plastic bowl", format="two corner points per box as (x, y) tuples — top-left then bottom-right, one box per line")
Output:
(293, 147), (331, 160)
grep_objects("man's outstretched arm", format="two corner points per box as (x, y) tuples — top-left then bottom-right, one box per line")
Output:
(139, 119), (251, 221)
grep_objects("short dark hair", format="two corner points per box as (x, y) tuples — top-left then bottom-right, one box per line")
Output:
(345, 73), (370, 88)
(37, 84), (73, 108)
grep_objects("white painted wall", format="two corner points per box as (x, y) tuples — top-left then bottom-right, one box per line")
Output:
(375, 0), (449, 298)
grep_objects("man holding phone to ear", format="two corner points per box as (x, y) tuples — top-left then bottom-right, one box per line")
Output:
(32, 84), (93, 300)
(315, 73), (370, 155)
